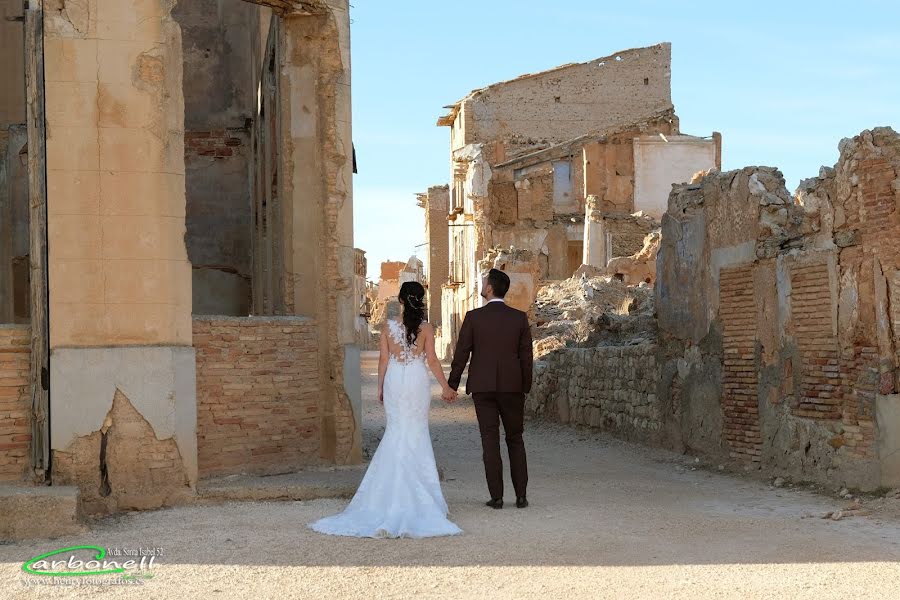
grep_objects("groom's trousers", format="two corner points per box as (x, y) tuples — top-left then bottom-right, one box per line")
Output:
(472, 392), (528, 500)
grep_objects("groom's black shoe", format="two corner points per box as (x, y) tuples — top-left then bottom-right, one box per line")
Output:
(516, 497), (528, 508)
(485, 498), (503, 509)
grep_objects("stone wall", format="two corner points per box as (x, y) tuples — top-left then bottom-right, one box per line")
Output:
(184, 127), (252, 315)
(421, 186), (449, 328)
(44, 0), (199, 517)
(654, 127), (900, 490)
(194, 316), (322, 478)
(529, 128), (900, 491)
(44, 0), (193, 347)
(34, 0), (359, 521)
(603, 213), (659, 261)
(0, 0), (25, 127)
(457, 43), (673, 152)
(0, 0), (27, 324)
(0, 126), (30, 324)
(0, 325), (29, 481)
(175, 0), (259, 316)
(632, 134), (720, 219)
(527, 344), (662, 441)
(479, 246), (542, 315)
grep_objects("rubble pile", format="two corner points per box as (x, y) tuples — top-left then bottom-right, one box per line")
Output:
(532, 272), (656, 358)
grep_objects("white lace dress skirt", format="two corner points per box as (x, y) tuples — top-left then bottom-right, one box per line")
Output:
(308, 357), (463, 538)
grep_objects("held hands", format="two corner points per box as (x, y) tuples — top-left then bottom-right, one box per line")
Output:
(441, 386), (458, 403)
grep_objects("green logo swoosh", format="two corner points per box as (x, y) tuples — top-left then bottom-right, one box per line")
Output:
(22, 545), (126, 577)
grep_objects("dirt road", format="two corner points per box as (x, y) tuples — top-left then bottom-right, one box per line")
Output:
(2, 351), (900, 599)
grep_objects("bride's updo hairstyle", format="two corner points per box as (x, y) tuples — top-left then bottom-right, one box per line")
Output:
(398, 281), (427, 346)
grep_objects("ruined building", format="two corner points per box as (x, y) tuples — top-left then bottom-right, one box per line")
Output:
(418, 185), (449, 354)
(528, 127), (900, 491)
(0, 0), (358, 529)
(435, 43), (720, 356)
(370, 257), (425, 327)
(353, 248), (373, 350)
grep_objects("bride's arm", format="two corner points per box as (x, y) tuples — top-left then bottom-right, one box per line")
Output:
(423, 324), (453, 397)
(377, 323), (389, 403)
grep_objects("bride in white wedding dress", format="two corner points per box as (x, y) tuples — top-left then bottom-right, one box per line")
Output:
(308, 282), (463, 538)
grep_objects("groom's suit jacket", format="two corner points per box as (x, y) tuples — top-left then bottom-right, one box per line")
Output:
(448, 301), (533, 395)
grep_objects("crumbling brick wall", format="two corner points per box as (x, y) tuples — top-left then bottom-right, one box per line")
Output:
(461, 43), (673, 152)
(718, 264), (762, 462)
(530, 129), (900, 490)
(194, 316), (322, 478)
(603, 213), (659, 260)
(53, 389), (192, 515)
(654, 127), (900, 490)
(527, 344), (662, 441)
(0, 325), (29, 481)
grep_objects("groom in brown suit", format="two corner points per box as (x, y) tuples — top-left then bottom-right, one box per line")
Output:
(445, 268), (533, 509)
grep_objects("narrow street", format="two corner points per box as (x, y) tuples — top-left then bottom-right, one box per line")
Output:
(2, 351), (899, 599)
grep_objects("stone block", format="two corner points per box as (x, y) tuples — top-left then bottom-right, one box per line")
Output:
(44, 37), (98, 83)
(47, 171), (100, 216)
(48, 214), (102, 260)
(100, 215), (187, 261)
(0, 485), (85, 541)
(48, 259), (105, 305)
(46, 125), (99, 172)
(100, 172), (185, 218)
(45, 81), (99, 127)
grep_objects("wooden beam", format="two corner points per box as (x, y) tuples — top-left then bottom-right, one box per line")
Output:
(24, 9), (50, 483)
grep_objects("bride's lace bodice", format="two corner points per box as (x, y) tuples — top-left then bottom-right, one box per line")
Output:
(386, 320), (426, 365)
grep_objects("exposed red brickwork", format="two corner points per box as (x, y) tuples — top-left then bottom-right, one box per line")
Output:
(847, 143), (900, 460)
(838, 345), (878, 458)
(0, 325), (30, 481)
(53, 390), (190, 515)
(194, 317), (321, 478)
(789, 261), (842, 420)
(185, 129), (247, 158)
(380, 261), (405, 281)
(858, 158), (900, 263)
(890, 270), (900, 392)
(719, 265), (761, 462)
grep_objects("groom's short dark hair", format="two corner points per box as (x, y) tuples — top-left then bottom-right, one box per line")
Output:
(487, 268), (510, 298)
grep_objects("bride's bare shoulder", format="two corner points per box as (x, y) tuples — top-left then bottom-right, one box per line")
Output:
(419, 321), (434, 336)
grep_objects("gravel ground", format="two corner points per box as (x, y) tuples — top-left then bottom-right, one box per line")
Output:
(2, 351), (900, 599)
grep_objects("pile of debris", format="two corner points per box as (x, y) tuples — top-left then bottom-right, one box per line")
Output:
(532, 273), (656, 357)
(531, 232), (660, 358)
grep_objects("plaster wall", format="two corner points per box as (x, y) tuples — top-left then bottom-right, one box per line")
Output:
(633, 135), (719, 219)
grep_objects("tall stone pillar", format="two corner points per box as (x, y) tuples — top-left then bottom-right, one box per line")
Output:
(279, 0), (360, 464)
(422, 185), (449, 327)
(583, 194), (606, 268)
(44, 1), (196, 513)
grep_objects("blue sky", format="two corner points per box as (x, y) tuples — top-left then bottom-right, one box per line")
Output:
(349, 0), (899, 280)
